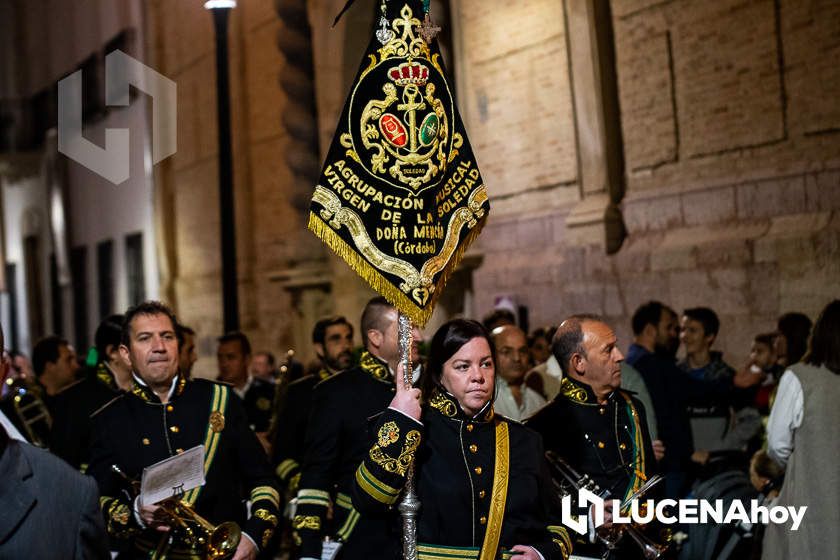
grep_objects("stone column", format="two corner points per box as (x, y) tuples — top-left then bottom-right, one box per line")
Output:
(564, 0), (626, 254)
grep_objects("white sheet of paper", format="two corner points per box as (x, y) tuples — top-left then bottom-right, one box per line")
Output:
(140, 445), (205, 506)
(321, 539), (342, 560)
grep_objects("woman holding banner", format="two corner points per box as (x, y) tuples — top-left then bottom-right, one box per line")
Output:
(352, 319), (571, 560)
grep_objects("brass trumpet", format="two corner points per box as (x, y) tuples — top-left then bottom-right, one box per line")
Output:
(155, 498), (241, 559)
(110, 465), (242, 559)
(545, 451), (671, 560)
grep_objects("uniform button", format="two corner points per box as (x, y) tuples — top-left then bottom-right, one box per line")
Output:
(474, 467), (482, 475)
(478, 490), (486, 498)
(469, 444), (478, 453)
(466, 424), (474, 432)
(597, 441), (605, 449)
(479, 516), (487, 525)
(619, 443), (627, 450)
(142, 438), (150, 445)
(166, 405), (174, 412)
(176, 448), (185, 454)
(599, 407), (606, 415)
(170, 426), (180, 433)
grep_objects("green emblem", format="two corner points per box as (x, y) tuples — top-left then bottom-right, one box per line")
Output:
(419, 113), (439, 147)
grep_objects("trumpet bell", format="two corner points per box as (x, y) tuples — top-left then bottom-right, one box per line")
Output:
(207, 521), (242, 559)
(157, 499), (243, 559)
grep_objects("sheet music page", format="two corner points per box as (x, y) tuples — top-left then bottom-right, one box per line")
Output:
(321, 540), (342, 560)
(140, 445), (205, 506)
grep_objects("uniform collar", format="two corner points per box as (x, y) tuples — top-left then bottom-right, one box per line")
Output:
(560, 375), (613, 406)
(130, 373), (186, 403)
(428, 386), (495, 422)
(96, 361), (120, 391)
(359, 351), (391, 383)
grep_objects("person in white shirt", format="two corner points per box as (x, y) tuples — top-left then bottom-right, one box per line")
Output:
(763, 300), (840, 560)
(491, 325), (546, 421)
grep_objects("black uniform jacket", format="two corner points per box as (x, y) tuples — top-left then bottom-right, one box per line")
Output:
(294, 352), (398, 559)
(270, 369), (331, 495)
(243, 377), (276, 433)
(88, 376), (280, 558)
(352, 388), (572, 560)
(50, 362), (121, 470)
(526, 376), (657, 502)
(526, 377), (657, 559)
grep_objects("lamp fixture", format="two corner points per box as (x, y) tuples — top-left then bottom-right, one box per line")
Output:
(204, 0), (236, 9)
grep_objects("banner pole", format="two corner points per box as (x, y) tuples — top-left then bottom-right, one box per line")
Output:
(397, 312), (419, 560)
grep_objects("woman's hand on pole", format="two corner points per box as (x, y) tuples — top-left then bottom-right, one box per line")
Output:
(389, 362), (422, 421)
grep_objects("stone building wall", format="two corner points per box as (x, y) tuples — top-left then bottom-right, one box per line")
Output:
(469, 0), (840, 361)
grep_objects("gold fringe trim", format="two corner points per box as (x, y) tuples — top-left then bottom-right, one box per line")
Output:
(308, 211), (486, 327)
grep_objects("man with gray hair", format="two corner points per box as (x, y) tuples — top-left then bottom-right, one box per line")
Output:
(527, 315), (658, 558)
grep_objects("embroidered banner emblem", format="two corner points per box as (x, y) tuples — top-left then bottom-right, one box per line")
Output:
(309, 1), (489, 326)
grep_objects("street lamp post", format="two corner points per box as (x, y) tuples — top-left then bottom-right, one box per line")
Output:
(205, 0), (239, 332)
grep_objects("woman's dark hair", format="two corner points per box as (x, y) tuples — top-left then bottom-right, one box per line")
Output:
(419, 319), (496, 401)
(804, 300), (840, 375)
(777, 312), (812, 365)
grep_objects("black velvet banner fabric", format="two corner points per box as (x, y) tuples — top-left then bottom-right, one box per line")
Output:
(308, 0), (489, 326)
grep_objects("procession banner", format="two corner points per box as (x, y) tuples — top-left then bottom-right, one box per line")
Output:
(308, 0), (489, 326)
